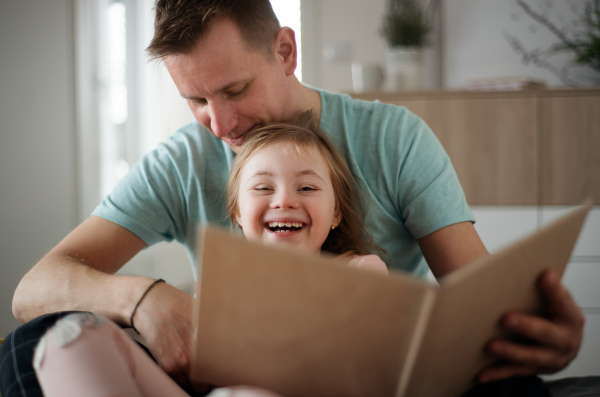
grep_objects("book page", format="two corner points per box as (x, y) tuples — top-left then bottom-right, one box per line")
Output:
(190, 226), (436, 397)
(404, 204), (590, 397)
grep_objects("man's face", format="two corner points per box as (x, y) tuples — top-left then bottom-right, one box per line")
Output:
(164, 18), (294, 153)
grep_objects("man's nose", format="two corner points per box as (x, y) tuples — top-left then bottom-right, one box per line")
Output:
(207, 101), (237, 138)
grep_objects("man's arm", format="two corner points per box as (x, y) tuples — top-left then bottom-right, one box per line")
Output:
(418, 221), (584, 382)
(13, 215), (149, 324)
(12, 215), (197, 387)
(417, 221), (488, 279)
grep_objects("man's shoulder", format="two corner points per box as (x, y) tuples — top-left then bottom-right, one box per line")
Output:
(318, 88), (413, 123)
(137, 121), (233, 183)
(170, 121), (221, 146)
(317, 88), (422, 143)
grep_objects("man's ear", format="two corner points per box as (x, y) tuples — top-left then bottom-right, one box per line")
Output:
(274, 27), (297, 76)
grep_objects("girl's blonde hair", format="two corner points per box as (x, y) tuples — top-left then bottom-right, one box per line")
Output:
(226, 112), (381, 257)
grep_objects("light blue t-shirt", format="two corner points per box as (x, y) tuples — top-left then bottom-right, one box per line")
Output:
(94, 89), (473, 278)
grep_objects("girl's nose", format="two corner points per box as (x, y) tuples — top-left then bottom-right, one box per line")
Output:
(271, 188), (299, 209)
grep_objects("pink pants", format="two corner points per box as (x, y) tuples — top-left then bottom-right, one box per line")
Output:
(33, 313), (283, 397)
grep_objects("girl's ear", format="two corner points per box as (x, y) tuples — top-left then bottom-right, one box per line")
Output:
(235, 211), (243, 229)
(274, 27), (297, 77)
(332, 210), (342, 229)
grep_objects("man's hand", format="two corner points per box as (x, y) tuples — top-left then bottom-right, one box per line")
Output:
(132, 281), (199, 389)
(478, 269), (585, 383)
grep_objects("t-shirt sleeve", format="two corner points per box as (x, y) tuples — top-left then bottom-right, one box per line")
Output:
(92, 139), (189, 246)
(366, 102), (475, 240)
(319, 90), (474, 274)
(392, 110), (474, 238)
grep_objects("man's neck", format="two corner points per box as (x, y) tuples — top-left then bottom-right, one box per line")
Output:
(294, 81), (322, 121)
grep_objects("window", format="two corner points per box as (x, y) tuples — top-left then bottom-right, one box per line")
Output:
(76, 0), (302, 218)
(271, 0), (302, 81)
(102, 1), (129, 197)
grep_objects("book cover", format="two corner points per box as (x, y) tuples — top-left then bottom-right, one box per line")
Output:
(190, 204), (590, 397)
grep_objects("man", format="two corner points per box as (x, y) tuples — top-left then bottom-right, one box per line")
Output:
(2, 0), (584, 395)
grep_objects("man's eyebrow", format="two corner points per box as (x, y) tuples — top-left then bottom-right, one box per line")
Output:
(181, 93), (202, 101)
(181, 80), (248, 101)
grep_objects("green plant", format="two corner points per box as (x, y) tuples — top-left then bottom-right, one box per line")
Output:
(549, 0), (600, 72)
(379, 0), (432, 48)
(513, 0), (600, 75)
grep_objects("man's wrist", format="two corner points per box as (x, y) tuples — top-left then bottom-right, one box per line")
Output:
(130, 278), (166, 333)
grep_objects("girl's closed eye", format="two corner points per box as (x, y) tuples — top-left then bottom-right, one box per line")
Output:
(298, 185), (318, 192)
(253, 184), (272, 192)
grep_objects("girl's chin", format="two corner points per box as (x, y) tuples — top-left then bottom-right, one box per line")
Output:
(262, 234), (320, 253)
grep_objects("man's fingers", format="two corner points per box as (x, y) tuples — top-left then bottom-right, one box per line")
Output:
(136, 282), (195, 388)
(487, 337), (569, 371)
(160, 344), (191, 373)
(539, 269), (584, 326)
(481, 271), (585, 382)
(151, 325), (193, 387)
(477, 363), (538, 383)
(500, 311), (575, 353)
(170, 371), (191, 389)
(496, 270), (584, 358)
(154, 344), (192, 388)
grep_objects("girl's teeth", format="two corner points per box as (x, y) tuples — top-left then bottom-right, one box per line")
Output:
(268, 222), (302, 228)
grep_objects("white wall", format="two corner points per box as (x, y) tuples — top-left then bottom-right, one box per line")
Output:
(308, 0), (598, 93)
(302, 0), (442, 93)
(443, 0), (599, 88)
(302, 0), (387, 92)
(0, 0), (78, 337)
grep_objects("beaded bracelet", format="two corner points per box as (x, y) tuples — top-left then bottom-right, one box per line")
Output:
(130, 278), (165, 334)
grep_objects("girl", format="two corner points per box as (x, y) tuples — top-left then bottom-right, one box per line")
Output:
(33, 114), (387, 397)
(225, 111), (387, 272)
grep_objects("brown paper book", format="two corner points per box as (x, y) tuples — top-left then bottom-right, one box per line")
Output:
(190, 204), (590, 397)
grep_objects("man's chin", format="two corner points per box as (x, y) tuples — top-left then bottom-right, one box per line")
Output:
(226, 140), (243, 153)
(220, 136), (240, 152)
(225, 125), (258, 152)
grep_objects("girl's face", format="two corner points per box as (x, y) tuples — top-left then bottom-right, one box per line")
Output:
(235, 142), (340, 252)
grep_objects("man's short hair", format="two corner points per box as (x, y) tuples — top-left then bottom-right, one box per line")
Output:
(147, 0), (281, 60)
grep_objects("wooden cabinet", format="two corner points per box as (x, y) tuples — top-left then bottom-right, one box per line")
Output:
(351, 89), (600, 205)
(540, 93), (600, 205)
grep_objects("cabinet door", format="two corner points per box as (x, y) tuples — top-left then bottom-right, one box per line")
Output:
(388, 97), (538, 205)
(540, 206), (600, 257)
(540, 96), (600, 205)
(470, 206), (538, 252)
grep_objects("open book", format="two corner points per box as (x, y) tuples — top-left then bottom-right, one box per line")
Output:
(190, 204), (590, 397)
